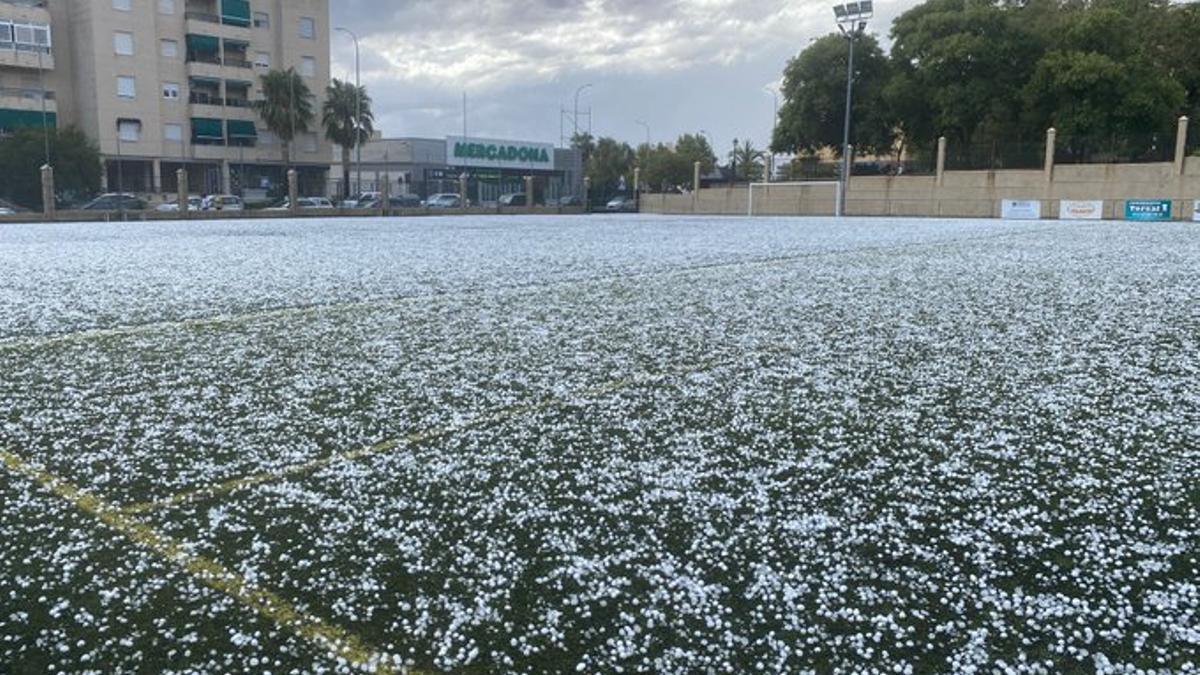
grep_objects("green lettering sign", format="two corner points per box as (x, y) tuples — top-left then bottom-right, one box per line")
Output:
(452, 139), (552, 166)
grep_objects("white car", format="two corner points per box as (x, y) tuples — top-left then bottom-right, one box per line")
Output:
(156, 197), (203, 212)
(340, 192), (380, 209)
(266, 197), (335, 211)
(425, 193), (462, 208)
(202, 195), (244, 211)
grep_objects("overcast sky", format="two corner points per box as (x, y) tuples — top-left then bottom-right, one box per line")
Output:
(329, 0), (917, 157)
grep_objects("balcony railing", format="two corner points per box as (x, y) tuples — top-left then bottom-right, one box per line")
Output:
(0, 86), (55, 101)
(184, 11), (220, 24)
(189, 92), (224, 106)
(223, 57), (251, 69)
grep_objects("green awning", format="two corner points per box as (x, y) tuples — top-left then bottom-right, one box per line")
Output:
(220, 0), (252, 27)
(0, 108), (56, 132)
(226, 120), (257, 139)
(191, 117), (224, 141)
(189, 76), (222, 86)
(224, 79), (253, 88)
(185, 34), (219, 53)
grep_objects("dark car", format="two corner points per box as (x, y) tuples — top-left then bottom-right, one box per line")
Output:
(558, 195), (582, 207)
(80, 193), (147, 211)
(499, 193), (528, 207)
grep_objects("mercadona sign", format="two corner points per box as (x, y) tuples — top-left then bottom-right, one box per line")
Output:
(447, 136), (555, 171)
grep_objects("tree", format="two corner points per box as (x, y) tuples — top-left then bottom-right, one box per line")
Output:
(674, 133), (717, 175)
(322, 79), (374, 199)
(0, 126), (101, 210)
(729, 141), (766, 182)
(773, 33), (895, 157)
(889, 0), (1045, 145)
(586, 137), (635, 203)
(254, 68), (314, 168)
(571, 132), (596, 168)
(636, 143), (692, 192)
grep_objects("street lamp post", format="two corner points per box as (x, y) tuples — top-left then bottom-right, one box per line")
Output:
(635, 120), (650, 147)
(37, 47), (49, 168)
(573, 84), (593, 138)
(336, 27), (362, 199)
(764, 85), (778, 182)
(833, 1), (872, 218)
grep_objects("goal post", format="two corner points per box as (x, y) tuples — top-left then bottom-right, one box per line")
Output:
(747, 181), (841, 217)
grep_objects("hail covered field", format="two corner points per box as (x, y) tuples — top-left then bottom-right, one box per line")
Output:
(0, 214), (1197, 674)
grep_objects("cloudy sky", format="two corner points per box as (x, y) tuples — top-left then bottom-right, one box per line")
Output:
(329, 0), (916, 157)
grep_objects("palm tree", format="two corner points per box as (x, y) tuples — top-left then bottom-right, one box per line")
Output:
(253, 68), (314, 169)
(730, 140), (767, 182)
(322, 79), (374, 199)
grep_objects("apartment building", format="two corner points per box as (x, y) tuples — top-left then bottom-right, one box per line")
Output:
(0, 0), (331, 201)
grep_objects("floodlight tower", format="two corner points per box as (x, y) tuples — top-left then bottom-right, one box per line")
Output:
(833, 1), (872, 217)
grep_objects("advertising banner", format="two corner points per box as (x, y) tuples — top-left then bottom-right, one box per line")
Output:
(1059, 200), (1104, 220)
(446, 136), (556, 171)
(1001, 200), (1041, 220)
(1194, 200), (1200, 222)
(1125, 199), (1172, 221)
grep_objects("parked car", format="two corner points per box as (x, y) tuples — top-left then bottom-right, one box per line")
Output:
(605, 196), (637, 212)
(80, 194), (146, 211)
(361, 194), (423, 209)
(499, 193), (528, 207)
(0, 207), (15, 216)
(266, 197), (335, 211)
(340, 192), (381, 209)
(0, 198), (29, 214)
(156, 196), (204, 212)
(202, 194), (244, 211)
(425, 193), (462, 208)
(558, 195), (583, 207)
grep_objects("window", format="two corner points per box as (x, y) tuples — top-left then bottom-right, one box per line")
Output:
(298, 17), (315, 39)
(162, 82), (180, 100)
(14, 24), (32, 45)
(164, 123), (183, 142)
(161, 39), (178, 58)
(113, 0), (131, 10)
(253, 12), (269, 28)
(158, 0), (175, 14)
(0, 23), (11, 45)
(301, 132), (318, 153)
(114, 31), (134, 56)
(118, 119), (142, 142)
(300, 56), (315, 77)
(253, 51), (270, 69)
(117, 76), (136, 99)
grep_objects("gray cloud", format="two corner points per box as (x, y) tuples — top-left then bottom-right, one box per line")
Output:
(329, 0), (918, 155)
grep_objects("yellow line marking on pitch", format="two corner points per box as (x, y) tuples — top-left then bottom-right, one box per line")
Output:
(119, 362), (718, 517)
(0, 449), (413, 675)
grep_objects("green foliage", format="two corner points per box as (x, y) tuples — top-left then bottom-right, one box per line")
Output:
(322, 79), (374, 198)
(586, 137), (635, 201)
(254, 68), (314, 166)
(729, 141), (767, 182)
(634, 134), (717, 191)
(773, 34), (894, 157)
(0, 126), (101, 210)
(777, 0), (1194, 157)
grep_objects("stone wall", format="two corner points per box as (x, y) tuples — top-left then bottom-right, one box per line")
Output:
(641, 158), (1200, 220)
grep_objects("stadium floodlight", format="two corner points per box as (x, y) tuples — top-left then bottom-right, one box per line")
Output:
(832, 3), (870, 217)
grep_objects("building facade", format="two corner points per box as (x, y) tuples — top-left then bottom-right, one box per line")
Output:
(0, 0), (331, 202)
(332, 136), (585, 205)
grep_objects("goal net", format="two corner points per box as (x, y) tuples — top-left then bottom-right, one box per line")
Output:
(747, 181), (841, 217)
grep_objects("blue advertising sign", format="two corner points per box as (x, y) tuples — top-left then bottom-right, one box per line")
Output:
(1125, 199), (1172, 221)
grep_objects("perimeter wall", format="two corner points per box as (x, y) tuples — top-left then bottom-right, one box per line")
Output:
(641, 160), (1200, 220)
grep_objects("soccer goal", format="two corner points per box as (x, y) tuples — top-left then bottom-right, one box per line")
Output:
(747, 181), (841, 217)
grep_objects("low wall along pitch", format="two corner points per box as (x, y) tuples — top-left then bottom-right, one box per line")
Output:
(641, 157), (1200, 221)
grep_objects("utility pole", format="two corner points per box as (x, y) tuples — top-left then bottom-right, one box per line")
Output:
(834, 1), (873, 217)
(336, 27), (362, 198)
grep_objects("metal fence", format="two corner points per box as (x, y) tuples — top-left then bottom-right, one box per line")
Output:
(1054, 132), (1172, 165)
(945, 140), (1044, 171)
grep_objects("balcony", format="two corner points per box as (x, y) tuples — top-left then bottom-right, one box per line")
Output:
(0, 86), (56, 114)
(0, 43), (54, 70)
